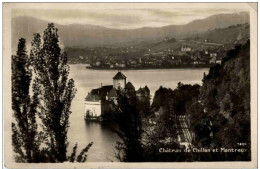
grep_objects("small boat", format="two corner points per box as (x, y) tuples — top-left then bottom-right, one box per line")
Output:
(84, 115), (103, 122)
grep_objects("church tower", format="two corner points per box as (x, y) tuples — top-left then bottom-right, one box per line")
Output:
(113, 71), (126, 90)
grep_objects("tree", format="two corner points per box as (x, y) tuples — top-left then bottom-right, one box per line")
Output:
(197, 41), (251, 160)
(11, 38), (43, 162)
(114, 94), (143, 162)
(186, 101), (211, 147)
(67, 142), (93, 163)
(30, 23), (92, 162)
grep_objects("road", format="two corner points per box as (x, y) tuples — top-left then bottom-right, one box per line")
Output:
(176, 115), (192, 143)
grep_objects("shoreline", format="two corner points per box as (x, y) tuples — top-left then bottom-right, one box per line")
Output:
(82, 65), (213, 71)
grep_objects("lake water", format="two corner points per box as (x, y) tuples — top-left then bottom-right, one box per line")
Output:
(67, 64), (209, 162)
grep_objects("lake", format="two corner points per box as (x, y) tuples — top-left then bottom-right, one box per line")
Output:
(67, 64), (209, 162)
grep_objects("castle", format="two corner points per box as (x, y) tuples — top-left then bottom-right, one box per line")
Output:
(84, 71), (150, 119)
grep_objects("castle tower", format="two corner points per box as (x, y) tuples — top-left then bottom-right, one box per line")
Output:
(113, 71), (126, 90)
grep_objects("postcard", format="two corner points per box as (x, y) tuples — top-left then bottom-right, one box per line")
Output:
(3, 2), (257, 168)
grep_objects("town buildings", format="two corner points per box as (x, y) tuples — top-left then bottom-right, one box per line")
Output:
(84, 44), (226, 69)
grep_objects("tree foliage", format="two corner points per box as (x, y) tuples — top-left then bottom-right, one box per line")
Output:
(11, 38), (44, 162)
(114, 94), (143, 162)
(68, 142), (93, 163)
(30, 23), (76, 162)
(152, 83), (200, 115)
(12, 23), (92, 163)
(187, 40), (251, 160)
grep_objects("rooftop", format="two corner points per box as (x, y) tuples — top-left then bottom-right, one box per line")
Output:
(85, 93), (101, 101)
(90, 85), (113, 100)
(113, 71), (126, 80)
(144, 85), (150, 92)
(125, 81), (135, 90)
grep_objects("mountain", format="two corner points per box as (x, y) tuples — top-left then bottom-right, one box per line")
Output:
(12, 12), (249, 52)
(131, 23), (249, 54)
(184, 23), (249, 44)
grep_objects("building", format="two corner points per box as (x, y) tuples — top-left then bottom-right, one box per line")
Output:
(118, 63), (126, 68)
(136, 85), (150, 99)
(210, 53), (217, 58)
(113, 71), (126, 90)
(85, 93), (102, 117)
(95, 61), (101, 66)
(84, 71), (150, 120)
(84, 85), (114, 118)
(125, 82), (136, 98)
(209, 58), (216, 64)
(216, 59), (222, 64)
(181, 46), (192, 52)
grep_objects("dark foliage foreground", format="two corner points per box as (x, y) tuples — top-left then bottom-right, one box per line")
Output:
(12, 23), (93, 163)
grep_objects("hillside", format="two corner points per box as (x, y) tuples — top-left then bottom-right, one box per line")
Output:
(198, 40), (250, 154)
(153, 23), (249, 51)
(184, 23), (249, 44)
(12, 12), (249, 53)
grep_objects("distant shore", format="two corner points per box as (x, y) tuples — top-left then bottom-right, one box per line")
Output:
(84, 65), (213, 70)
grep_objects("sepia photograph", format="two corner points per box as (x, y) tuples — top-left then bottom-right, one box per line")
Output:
(3, 2), (257, 168)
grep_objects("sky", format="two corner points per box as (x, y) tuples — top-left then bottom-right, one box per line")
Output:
(12, 8), (248, 29)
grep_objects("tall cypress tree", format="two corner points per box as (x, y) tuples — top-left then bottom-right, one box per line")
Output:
(30, 23), (76, 162)
(30, 23), (94, 162)
(12, 38), (41, 162)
